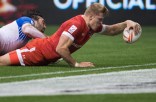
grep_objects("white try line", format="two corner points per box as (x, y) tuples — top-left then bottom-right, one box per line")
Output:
(0, 63), (156, 80)
(0, 68), (156, 96)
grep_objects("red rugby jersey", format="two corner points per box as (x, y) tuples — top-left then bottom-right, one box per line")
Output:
(23, 15), (102, 65)
(48, 15), (102, 53)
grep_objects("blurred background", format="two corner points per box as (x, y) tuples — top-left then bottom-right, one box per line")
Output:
(0, 0), (156, 26)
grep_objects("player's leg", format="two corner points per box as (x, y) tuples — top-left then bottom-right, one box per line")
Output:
(0, 50), (21, 66)
(0, 53), (12, 65)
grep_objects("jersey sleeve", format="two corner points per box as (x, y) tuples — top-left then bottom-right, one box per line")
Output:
(16, 17), (34, 27)
(62, 22), (82, 41)
(95, 24), (107, 33)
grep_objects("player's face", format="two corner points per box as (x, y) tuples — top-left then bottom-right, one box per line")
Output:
(89, 13), (103, 31)
(35, 16), (46, 33)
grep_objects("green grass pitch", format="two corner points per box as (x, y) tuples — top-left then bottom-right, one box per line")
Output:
(0, 26), (156, 102)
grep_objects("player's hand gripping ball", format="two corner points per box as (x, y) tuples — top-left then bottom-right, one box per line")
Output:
(123, 26), (142, 43)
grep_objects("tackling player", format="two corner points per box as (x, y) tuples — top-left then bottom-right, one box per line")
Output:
(0, 9), (46, 55)
(0, 3), (140, 67)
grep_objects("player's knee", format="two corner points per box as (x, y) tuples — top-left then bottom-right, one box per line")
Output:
(0, 54), (11, 66)
(0, 57), (5, 65)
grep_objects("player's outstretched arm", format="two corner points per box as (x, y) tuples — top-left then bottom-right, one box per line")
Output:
(100, 20), (140, 36)
(56, 34), (94, 68)
(22, 23), (46, 38)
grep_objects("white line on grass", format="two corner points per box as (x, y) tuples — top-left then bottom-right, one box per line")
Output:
(0, 63), (156, 79)
(0, 68), (156, 96)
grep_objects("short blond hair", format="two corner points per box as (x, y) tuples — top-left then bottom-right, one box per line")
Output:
(84, 3), (109, 16)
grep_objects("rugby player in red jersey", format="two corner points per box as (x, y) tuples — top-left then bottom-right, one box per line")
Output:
(0, 3), (140, 67)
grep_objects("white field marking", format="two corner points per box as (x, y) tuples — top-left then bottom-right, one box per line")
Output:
(0, 68), (156, 96)
(0, 63), (156, 79)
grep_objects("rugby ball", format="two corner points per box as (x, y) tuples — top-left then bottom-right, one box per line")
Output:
(123, 27), (142, 43)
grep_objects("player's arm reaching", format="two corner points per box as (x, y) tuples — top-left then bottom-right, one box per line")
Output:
(56, 34), (94, 68)
(100, 20), (141, 35)
(22, 23), (46, 38)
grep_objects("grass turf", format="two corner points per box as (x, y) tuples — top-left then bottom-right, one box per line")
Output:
(0, 26), (156, 102)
